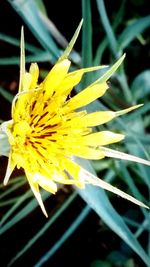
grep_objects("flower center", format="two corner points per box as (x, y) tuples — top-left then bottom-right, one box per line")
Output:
(10, 120), (31, 148)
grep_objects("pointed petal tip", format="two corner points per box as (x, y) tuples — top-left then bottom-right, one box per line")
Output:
(100, 147), (150, 167)
(19, 25), (26, 93)
(135, 103), (144, 108)
(33, 189), (49, 218)
(57, 19), (83, 62)
(79, 167), (150, 210)
(3, 172), (12, 186)
(38, 197), (48, 217)
(27, 174), (49, 218)
(3, 171), (12, 185)
(3, 156), (16, 186)
(21, 26), (24, 35)
(42, 207), (48, 218)
(80, 18), (84, 26)
(3, 178), (8, 186)
(115, 103), (144, 118)
(117, 53), (126, 66)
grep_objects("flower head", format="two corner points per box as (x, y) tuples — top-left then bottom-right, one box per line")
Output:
(1, 21), (150, 216)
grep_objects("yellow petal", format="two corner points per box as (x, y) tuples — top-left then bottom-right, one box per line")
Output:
(13, 120), (31, 137)
(56, 65), (107, 96)
(55, 70), (88, 97)
(65, 159), (80, 178)
(82, 131), (125, 146)
(29, 63), (39, 90)
(63, 82), (108, 112)
(42, 59), (71, 98)
(79, 105), (143, 127)
(36, 176), (57, 194)
(33, 172), (57, 194)
(27, 172), (48, 217)
(63, 158), (85, 188)
(22, 72), (32, 91)
(52, 168), (80, 185)
(115, 104), (143, 117)
(68, 146), (105, 159)
(12, 152), (25, 169)
(79, 111), (116, 126)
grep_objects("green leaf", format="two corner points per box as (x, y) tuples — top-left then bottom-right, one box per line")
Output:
(81, 0), (93, 87)
(0, 51), (54, 65)
(0, 190), (49, 235)
(8, 0), (60, 61)
(94, 0), (125, 65)
(0, 86), (13, 103)
(118, 15), (150, 49)
(131, 70), (150, 100)
(34, 205), (90, 267)
(91, 260), (112, 267)
(82, 0), (92, 67)
(6, 192), (78, 266)
(0, 33), (43, 54)
(76, 159), (150, 266)
(34, 0), (47, 15)
(96, 0), (120, 58)
(0, 179), (25, 201)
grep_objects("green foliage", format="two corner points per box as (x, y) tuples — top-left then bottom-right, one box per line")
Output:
(0, 0), (150, 266)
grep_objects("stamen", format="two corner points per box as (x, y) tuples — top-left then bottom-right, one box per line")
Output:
(31, 100), (36, 111)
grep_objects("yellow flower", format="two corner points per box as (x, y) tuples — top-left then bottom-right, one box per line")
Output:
(1, 21), (150, 216)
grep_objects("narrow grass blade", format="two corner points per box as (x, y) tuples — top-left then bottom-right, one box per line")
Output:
(0, 86), (13, 103)
(0, 190), (49, 234)
(118, 15), (150, 49)
(94, 0), (125, 65)
(131, 70), (150, 100)
(0, 33), (42, 54)
(76, 159), (150, 266)
(79, 184), (150, 265)
(118, 162), (147, 208)
(8, 0), (60, 60)
(96, 0), (119, 58)
(0, 189), (32, 228)
(7, 192), (77, 266)
(82, 0), (92, 67)
(0, 179), (25, 201)
(34, 205), (90, 267)
(81, 0), (93, 87)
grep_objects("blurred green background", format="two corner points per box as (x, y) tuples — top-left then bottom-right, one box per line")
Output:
(0, 1), (150, 266)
